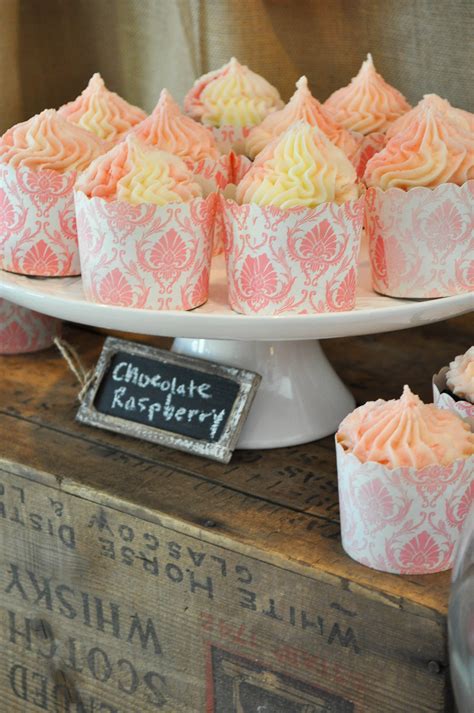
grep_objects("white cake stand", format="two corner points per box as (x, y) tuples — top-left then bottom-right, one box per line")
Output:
(1, 251), (472, 448)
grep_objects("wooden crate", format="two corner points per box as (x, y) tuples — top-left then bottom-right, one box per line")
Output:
(1, 316), (470, 712)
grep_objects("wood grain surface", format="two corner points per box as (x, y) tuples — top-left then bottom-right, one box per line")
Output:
(0, 315), (471, 712)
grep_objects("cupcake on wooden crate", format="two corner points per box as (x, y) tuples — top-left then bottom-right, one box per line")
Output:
(364, 103), (474, 298)
(336, 386), (474, 574)
(433, 348), (474, 430)
(324, 54), (411, 177)
(246, 76), (361, 165)
(0, 109), (106, 276)
(75, 135), (214, 310)
(223, 120), (364, 315)
(184, 57), (283, 153)
(0, 299), (61, 354)
(58, 73), (146, 143)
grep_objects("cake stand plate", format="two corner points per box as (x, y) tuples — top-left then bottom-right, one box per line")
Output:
(1, 253), (472, 448)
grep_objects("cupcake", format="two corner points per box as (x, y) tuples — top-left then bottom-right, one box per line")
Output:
(386, 94), (474, 141)
(336, 386), (474, 574)
(58, 73), (146, 142)
(75, 136), (214, 310)
(184, 57), (283, 153)
(0, 298), (61, 354)
(325, 54), (411, 175)
(433, 348), (474, 429)
(223, 121), (364, 315)
(245, 76), (361, 162)
(0, 109), (106, 276)
(364, 104), (474, 298)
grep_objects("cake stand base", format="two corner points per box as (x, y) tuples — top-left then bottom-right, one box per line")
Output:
(172, 338), (355, 449)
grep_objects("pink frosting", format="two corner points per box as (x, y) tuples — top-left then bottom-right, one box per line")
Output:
(0, 109), (107, 173)
(364, 104), (474, 189)
(386, 94), (474, 140)
(58, 73), (146, 142)
(130, 89), (219, 162)
(76, 135), (202, 205)
(337, 385), (474, 469)
(245, 76), (361, 160)
(324, 54), (411, 135)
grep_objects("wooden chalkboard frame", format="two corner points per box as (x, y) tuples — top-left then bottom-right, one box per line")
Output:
(76, 337), (261, 463)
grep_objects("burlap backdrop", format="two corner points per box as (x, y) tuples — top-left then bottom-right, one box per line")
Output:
(1, 0), (473, 132)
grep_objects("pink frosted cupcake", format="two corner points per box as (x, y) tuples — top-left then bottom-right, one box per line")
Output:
(224, 121), (363, 315)
(75, 136), (214, 310)
(433, 348), (474, 430)
(245, 76), (361, 163)
(364, 104), (474, 298)
(184, 57), (283, 153)
(325, 54), (411, 175)
(336, 385), (474, 574)
(386, 94), (474, 140)
(58, 73), (146, 142)
(0, 109), (106, 276)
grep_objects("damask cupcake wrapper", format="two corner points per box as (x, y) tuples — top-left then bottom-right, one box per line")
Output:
(354, 131), (385, 179)
(0, 298), (61, 354)
(0, 163), (81, 276)
(75, 191), (215, 311)
(336, 442), (473, 575)
(433, 367), (474, 431)
(366, 180), (474, 298)
(210, 125), (251, 155)
(223, 196), (365, 315)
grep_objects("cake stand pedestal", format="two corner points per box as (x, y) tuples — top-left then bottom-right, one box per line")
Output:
(0, 252), (471, 449)
(173, 338), (354, 448)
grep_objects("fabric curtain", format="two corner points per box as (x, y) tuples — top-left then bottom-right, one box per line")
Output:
(1, 0), (473, 132)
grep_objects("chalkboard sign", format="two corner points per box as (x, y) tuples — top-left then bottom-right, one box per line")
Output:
(77, 337), (261, 463)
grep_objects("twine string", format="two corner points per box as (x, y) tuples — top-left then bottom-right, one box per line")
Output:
(54, 337), (95, 402)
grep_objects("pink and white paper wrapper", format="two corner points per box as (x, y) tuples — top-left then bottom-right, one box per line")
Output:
(355, 131), (385, 180)
(0, 163), (80, 276)
(366, 180), (474, 298)
(336, 441), (473, 574)
(223, 196), (364, 315)
(208, 153), (252, 256)
(75, 191), (214, 310)
(433, 366), (474, 431)
(210, 125), (251, 155)
(0, 298), (61, 354)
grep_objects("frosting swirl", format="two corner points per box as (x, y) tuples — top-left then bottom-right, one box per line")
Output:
(337, 385), (474, 469)
(0, 109), (106, 172)
(246, 76), (360, 160)
(76, 136), (203, 206)
(324, 54), (411, 135)
(236, 121), (359, 208)
(130, 89), (219, 162)
(386, 94), (474, 139)
(364, 105), (474, 189)
(447, 348), (474, 402)
(59, 73), (146, 141)
(184, 57), (283, 128)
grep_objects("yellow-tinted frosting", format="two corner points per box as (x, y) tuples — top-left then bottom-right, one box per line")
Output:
(324, 54), (411, 135)
(184, 57), (283, 128)
(76, 136), (203, 205)
(364, 105), (474, 189)
(246, 76), (360, 160)
(0, 109), (106, 172)
(59, 73), (146, 141)
(386, 94), (474, 139)
(337, 385), (474, 469)
(236, 121), (359, 208)
(447, 348), (474, 402)
(130, 89), (219, 162)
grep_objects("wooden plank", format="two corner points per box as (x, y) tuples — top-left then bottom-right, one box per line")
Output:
(0, 464), (449, 712)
